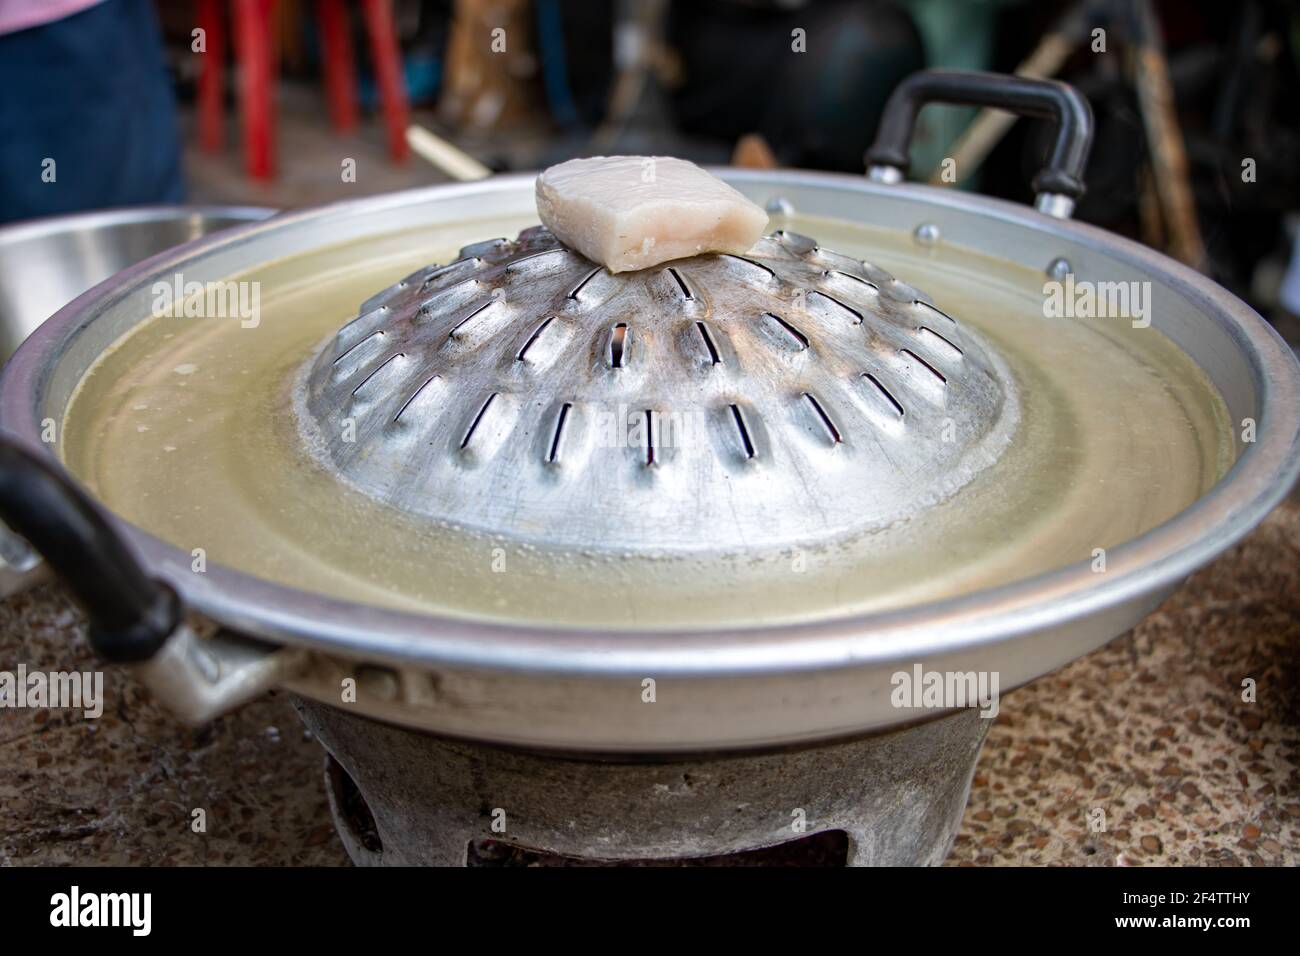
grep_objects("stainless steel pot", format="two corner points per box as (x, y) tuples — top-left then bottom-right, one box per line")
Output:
(0, 205), (275, 363)
(0, 74), (1296, 755)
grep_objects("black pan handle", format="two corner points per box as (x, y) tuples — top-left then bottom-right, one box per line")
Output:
(864, 69), (1094, 218)
(0, 439), (180, 662)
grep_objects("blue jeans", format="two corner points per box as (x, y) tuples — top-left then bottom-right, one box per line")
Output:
(0, 0), (185, 224)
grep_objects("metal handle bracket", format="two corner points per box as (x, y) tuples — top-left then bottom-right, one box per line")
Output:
(0, 436), (295, 722)
(865, 69), (1095, 219)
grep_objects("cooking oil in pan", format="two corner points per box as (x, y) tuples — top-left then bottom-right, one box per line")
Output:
(60, 214), (1233, 628)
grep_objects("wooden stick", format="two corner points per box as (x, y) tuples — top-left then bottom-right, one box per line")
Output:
(1132, 0), (1207, 270)
(405, 124), (491, 180)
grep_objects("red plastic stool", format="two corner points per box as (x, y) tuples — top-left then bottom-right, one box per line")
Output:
(361, 0), (410, 163)
(196, 0), (410, 180)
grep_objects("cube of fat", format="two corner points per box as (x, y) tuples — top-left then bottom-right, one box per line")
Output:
(535, 156), (769, 273)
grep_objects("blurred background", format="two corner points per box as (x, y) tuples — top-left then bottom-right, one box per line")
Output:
(1, 0), (1299, 337)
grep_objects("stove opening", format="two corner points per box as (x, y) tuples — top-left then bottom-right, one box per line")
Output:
(326, 755), (383, 855)
(468, 830), (850, 867)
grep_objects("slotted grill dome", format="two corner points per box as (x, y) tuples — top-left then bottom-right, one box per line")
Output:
(294, 226), (1019, 553)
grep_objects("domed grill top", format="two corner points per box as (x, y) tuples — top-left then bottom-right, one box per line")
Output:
(293, 226), (1019, 554)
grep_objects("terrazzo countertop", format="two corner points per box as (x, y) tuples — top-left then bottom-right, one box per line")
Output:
(1, 498), (1296, 867)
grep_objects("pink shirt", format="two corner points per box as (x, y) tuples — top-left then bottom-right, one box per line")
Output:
(0, 0), (105, 35)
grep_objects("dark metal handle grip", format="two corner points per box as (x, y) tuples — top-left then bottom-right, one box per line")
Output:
(0, 439), (179, 662)
(865, 69), (1094, 206)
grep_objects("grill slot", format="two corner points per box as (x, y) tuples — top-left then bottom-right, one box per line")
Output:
(506, 249), (566, 271)
(762, 311), (809, 350)
(461, 393), (498, 450)
(826, 270), (879, 293)
(666, 267), (695, 300)
(448, 299), (498, 340)
(351, 352), (404, 396)
(729, 404), (756, 459)
(803, 393), (843, 444)
(900, 348), (949, 385)
(722, 254), (775, 279)
(918, 326), (962, 357)
(393, 374), (441, 423)
(547, 403), (572, 463)
(644, 410), (656, 465)
(863, 373), (905, 417)
(333, 329), (385, 366)
(809, 290), (863, 324)
(916, 300), (958, 326)
(774, 229), (819, 255)
(517, 316), (556, 362)
(298, 226), (1014, 555)
(695, 321), (722, 365)
(420, 256), (479, 290)
(608, 323), (629, 368)
(567, 267), (602, 300)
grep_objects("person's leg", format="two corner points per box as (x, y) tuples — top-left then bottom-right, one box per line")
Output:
(0, 0), (185, 224)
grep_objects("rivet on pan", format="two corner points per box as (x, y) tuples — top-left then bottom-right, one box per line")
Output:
(1046, 257), (1072, 280)
(913, 223), (941, 246)
(766, 196), (794, 216)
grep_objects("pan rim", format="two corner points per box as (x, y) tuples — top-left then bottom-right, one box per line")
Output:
(1, 169), (1296, 684)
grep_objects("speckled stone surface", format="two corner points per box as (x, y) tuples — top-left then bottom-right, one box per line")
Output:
(1, 498), (1296, 867)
